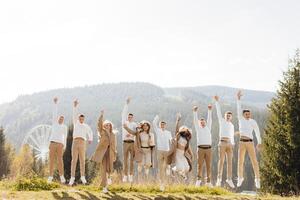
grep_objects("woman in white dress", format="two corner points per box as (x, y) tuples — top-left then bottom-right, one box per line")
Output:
(167, 113), (193, 179)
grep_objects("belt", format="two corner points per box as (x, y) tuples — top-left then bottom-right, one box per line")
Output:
(240, 139), (253, 142)
(141, 146), (150, 149)
(50, 141), (62, 144)
(123, 140), (134, 143)
(198, 145), (212, 149)
(221, 139), (230, 142)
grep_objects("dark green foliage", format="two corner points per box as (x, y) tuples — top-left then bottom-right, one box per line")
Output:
(14, 177), (60, 191)
(261, 50), (300, 196)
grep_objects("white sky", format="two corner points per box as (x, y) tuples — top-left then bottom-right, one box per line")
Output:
(0, 0), (299, 104)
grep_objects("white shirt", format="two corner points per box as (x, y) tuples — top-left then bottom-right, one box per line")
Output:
(73, 106), (93, 141)
(215, 101), (235, 145)
(237, 100), (261, 144)
(193, 110), (212, 146)
(122, 104), (137, 141)
(152, 115), (172, 151)
(50, 104), (68, 147)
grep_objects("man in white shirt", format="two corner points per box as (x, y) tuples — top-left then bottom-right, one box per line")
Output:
(152, 115), (172, 191)
(193, 105), (213, 187)
(214, 96), (235, 188)
(48, 97), (68, 184)
(236, 91), (262, 189)
(69, 99), (93, 186)
(122, 97), (138, 183)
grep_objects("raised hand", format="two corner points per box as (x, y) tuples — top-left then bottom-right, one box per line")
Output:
(193, 106), (198, 112)
(73, 99), (79, 107)
(176, 113), (182, 121)
(214, 95), (219, 101)
(53, 97), (58, 104)
(100, 110), (104, 116)
(126, 97), (131, 104)
(208, 104), (213, 110)
(237, 90), (243, 100)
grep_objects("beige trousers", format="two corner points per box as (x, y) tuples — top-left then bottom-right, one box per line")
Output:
(49, 142), (64, 176)
(100, 148), (110, 187)
(238, 141), (260, 179)
(217, 141), (233, 180)
(197, 147), (212, 183)
(71, 138), (86, 177)
(157, 150), (169, 183)
(123, 142), (134, 176)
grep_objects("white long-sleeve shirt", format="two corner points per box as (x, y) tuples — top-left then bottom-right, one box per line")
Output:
(193, 110), (212, 146)
(73, 106), (93, 141)
(122, 104), (137, 141)
(50, 103), (68, 147)
(152, 115), (172, 151)
(237, 100), (261, 144)
(215, 101), (235, 145)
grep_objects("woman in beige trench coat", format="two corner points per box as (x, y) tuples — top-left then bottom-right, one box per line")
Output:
(91, 110), (117, 193)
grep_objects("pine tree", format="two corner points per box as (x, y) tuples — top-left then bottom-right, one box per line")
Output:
(0, 126), (7, 179)
(261, 50), (300, 195)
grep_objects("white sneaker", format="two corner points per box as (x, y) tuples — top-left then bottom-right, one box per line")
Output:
(107, 178), (112, 185)
(216, 178), (221, 187)
(226, 179), (235, 188)
(237, 177), (244, 187)
(47, 176), (53, 183)
(102, 187), (108, 194)
(195, 179), (201, 187)
(206, 182), (213, 188)
(80, 176), (87, 185)
(69, 177), (75, 186)
(60, 176), (66, 184)
(159, 185), (165, 191)
(128, 175), (133, 183)
(122, 175), (128, 182)
(255, 178), (261, 189)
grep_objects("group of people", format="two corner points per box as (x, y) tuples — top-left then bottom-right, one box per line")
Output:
(47, 91), (262, 194)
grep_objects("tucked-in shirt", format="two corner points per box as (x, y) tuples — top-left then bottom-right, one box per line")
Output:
(215, 101), (235, 145)
(237, 100), (261, 144)
(50, 104), (68, 147)
(122, 104), (137, 141)
(73, 106), (93, 141)
(152, 116), (172, 151)
(193, 110), (212, 146)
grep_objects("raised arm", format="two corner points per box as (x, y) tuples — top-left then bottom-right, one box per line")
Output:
(207, 104), (213, 130)
(237, 91), (243, 120)
(52, 97), (58, 125)
(193, 106), (201, 133)
(214, 96), (223, 121)
(253, 120), (261, 144)
(97, 110), (104, 136)
(175, 113), (181, 133)
(73, 99), (79, 124)
(122, 97), (130, 124)
(123, 124), (138, 136)
(152, 115), (160, 134)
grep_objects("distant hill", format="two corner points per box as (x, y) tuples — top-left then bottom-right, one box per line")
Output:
(0, 82), (273, 152)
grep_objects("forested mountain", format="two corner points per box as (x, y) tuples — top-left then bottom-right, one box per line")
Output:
(0, 82), (272, 149)
(0, 82), (272, 190)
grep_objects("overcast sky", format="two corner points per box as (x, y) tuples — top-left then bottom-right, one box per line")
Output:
(0, 0), (299, 104)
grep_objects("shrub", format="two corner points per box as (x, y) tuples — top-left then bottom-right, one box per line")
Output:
(14, 177), (60, 191)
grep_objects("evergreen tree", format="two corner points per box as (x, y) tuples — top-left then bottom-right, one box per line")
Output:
(0, 126), (8, 179)
(261, 50), (300, 195)
(63, 124), (73, 181)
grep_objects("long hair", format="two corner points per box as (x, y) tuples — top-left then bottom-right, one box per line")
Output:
(176, 127), (192, 151)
